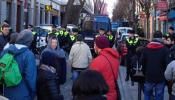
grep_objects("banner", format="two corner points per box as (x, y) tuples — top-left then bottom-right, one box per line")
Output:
(156, 1), (168, 10)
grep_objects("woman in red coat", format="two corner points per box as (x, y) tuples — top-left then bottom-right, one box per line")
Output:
(90, 35), (120, 100)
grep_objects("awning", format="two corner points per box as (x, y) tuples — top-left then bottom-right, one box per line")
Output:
(168, 9), (175, 19)
(158, 15), (168, 21)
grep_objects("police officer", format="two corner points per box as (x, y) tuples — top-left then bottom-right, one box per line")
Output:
(47, 25), (58, 39)
(58, 27), (70, 53)
(163, 26), (175, 48)
(28, 24), (38, 54)
(96, 28), (106, 38)
(68, 28), (78, 53)
(106, 30), (114, 47)
(125, 30), (140, 82)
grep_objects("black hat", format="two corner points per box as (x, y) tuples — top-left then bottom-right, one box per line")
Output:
(77, 34), (84, 41)
(72, 28), (79, 33)
(153, 31), (162, 38)
(169, 26), (174, 31)
(99, 28), (105, 31)
(128, 30), (135, 34)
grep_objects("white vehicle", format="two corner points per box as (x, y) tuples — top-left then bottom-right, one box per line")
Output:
(119, 33), (130, 42)
(39, 24), (56, 31)
(117, 27), (133, 38)
(66, 24), (78, 34)
(34, 26), (51, 48)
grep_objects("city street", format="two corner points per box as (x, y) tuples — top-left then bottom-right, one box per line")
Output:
(0, 0), (175, 100)
(60, 65), (170, 100)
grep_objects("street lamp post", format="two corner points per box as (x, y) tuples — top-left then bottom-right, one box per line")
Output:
(24, 0), (28, 28)
(153, 0), (157, 33)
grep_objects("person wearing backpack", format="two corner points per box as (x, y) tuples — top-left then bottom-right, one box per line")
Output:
(0, 30), (37, 100)
(37, 51), (64, 100)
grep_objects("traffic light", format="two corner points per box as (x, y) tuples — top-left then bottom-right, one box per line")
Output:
(45, 5), (52, 12)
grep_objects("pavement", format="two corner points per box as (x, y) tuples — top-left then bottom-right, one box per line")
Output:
(36, 58), (169, 100)
(60, 66), (169, 100)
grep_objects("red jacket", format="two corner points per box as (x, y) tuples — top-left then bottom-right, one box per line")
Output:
(90, 48), (120, 100)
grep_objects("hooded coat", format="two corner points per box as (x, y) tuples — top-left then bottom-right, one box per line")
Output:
(141, 38), (169, 83)
(2, 44), (36, 100)
(1, 30), (37, 100)
(41, 38), (66, 84)
(0, 32), (9, 54)
(42, 38), (66, 58)
(90, 48), (120, 100)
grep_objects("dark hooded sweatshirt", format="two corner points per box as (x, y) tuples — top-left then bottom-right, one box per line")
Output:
(141, 40), (169, 83)
(0, 32), (9, 54)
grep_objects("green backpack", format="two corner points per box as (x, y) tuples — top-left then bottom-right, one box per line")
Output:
(0, 53), (22, 87)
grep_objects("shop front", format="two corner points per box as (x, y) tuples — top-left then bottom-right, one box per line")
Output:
(168, 9), (175, 28)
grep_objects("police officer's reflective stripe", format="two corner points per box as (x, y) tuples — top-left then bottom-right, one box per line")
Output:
(64, 31), (68, 36)
(126, 38), (133, 45)
(108, 35), (113, 41)
(48, 32), (52, 34)
(165, 33), (169, 37)
(32, 32), (37, 35)
(70, 35), (75, 41)
(127, 38), (139, 45)
(55, 32), (59, 36)
(133, 38), (139, 44)
(59, 31), (64, 36)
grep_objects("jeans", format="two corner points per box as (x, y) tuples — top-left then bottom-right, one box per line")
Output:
(72, 70), (81, 81)
(144, 81), (166, 100)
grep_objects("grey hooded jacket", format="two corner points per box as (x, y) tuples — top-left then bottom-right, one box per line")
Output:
(165, 61), (175, 95)
(42, 37), (66, 58)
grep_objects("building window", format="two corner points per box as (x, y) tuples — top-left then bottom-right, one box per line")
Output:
(40, 8), (43, 24)
(6, 2), (11, 25)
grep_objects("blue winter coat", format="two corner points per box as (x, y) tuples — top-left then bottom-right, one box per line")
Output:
(1, 44), (37, 100)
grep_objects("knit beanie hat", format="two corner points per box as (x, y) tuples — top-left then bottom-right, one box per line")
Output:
(95, 35), (110, 49)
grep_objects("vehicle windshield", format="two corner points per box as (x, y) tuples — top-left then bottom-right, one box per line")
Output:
(39, 26), (52, 31)
(34, 27), (50, 37)
(93, 22), (109, 32)
(119, 29), (127, 35)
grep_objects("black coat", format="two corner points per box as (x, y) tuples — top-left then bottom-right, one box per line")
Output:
(73, 95), (107, 100)
(0, 33), (9, 53)
(141, 41), (169, 83)
(37, 69), (63, 100)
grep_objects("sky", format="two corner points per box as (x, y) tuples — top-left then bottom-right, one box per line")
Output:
(106, 0), (118, 18)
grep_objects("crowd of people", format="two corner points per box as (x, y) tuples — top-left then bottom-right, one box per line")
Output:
(1, 20), (175, 100)
(122, 26), (175, 100)
(0, 22), (119, 100)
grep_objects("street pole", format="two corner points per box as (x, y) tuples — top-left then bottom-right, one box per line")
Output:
(24, 0), (28, 29)
(154, 4), (156, 32)
(138, 83), (142, 100)
(154, 0), (157, 33)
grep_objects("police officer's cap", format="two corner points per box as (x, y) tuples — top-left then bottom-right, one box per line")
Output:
(28, 24), (33, 28)
(72, 28), (79, 33)
(77, 34), (84, 41)
(99, 28), (105, 31)
(52, 24), (57, 28)
(128, 30), (135, 34)
(169, 26), (174, 31)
